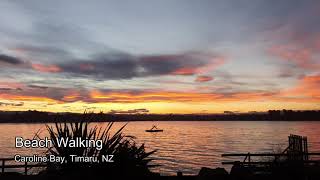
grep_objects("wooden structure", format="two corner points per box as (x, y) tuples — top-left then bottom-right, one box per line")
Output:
(287, 134), (308, 161)
(0, 158), (46, 175)
(222, 153), (320, 165)
(222, 134), (320, 166)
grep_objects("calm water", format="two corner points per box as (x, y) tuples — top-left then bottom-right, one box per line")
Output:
(0, 121), (320, 175)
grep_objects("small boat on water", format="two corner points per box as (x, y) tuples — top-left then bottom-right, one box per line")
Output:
(145, 125), (163, 132)
(145, 129), (163, 132)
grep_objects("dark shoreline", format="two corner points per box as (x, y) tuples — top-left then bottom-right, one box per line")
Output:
(1, 120), (320, 124)
(0, 109), (320, 123)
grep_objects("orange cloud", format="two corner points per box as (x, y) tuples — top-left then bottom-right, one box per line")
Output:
(90, 90), (218, 103)
(268, 32), (320, 70)
(89, 90), (277, 103)
(62, 91), (82, 102)
(281, 74), (320, 101)
(195, 75), (213, 82)
(1, 76), (319, 107)
(0, 81), (23, 89)
(31, 63), (61, 73)
(269, 45), (316, 69)
(0, 93), (59, 103)
(172, 67), (198, 75)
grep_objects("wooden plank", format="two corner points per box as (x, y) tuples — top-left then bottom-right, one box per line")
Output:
(222, 161), (273, 165)
(0, 164), (46, 168)
(222, 160), (320, 165)
(0, 158), (15, 161)
(222, 152), (320, 157)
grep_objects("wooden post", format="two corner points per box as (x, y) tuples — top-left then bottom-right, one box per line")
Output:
(300, 136), (303, 160)
(2, 160), (4, 173)
(302, 137), (308, 160)
(24, 161), (27, 175)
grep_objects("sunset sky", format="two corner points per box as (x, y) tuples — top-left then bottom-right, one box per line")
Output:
(0, 0), (319, 114)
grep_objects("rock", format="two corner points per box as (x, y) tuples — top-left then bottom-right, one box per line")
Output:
(198, 167), (229, 180)
(230, 162), (254, 180)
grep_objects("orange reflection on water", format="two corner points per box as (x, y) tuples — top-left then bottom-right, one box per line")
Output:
(0, 121), (320, 175)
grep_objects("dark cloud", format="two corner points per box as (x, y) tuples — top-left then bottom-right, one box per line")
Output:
(60, 52), (140, 79)
(58, 51), (222, 80)
(223, 111), (235, 114)
(28, 85), (49, 90)
(0, 48), (223, 80)
(0, 54), (23, 65)
(139, 53), (206, 76)
(1, 86), (85, 103)
(0, 88), (12, 91)
(0, 53), (61, 73)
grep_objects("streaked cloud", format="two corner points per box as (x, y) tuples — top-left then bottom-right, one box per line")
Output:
(31, 63), (61, 73)
(0, 101), (24, 106)
(109, 108), (149, 114)
(195, 76), (213, 82)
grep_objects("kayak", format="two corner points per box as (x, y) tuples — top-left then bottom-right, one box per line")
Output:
(145, 129), (163, 132)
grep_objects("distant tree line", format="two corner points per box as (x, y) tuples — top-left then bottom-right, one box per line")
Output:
(0, 109), (319, 123)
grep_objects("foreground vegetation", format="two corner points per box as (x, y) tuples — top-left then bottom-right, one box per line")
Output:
(37, 113), (158, 177)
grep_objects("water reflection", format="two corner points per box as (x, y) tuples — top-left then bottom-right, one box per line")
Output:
(0, 121), (319, 175)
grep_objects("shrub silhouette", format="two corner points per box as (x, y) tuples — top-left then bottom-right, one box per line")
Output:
(41, 116), (157, 177)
